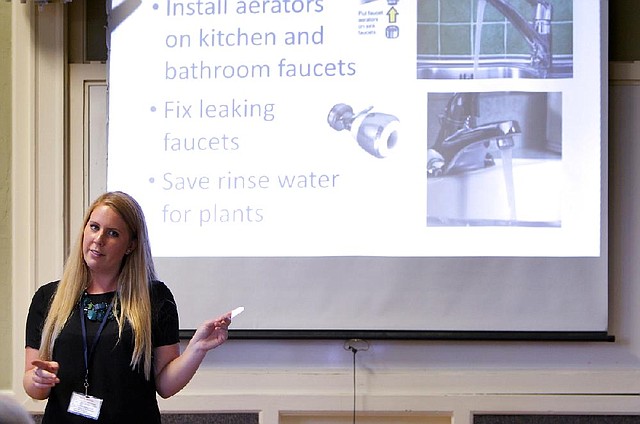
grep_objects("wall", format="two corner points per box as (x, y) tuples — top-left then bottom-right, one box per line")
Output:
(4, 2), (640, 424)
(0, 0), (12, 391)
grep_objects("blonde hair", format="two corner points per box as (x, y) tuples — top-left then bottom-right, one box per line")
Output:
(39, 191), (157, 379)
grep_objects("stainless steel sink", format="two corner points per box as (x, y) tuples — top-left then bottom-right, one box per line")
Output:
(416, 60), (573, 79)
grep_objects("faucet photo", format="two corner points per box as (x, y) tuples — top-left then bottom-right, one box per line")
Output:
(486, 0), (552, 77)
(427, 93), (521, 177)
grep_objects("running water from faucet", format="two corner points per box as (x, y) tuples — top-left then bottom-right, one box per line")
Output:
(501, 147), (517, 221)
(473, 0), (487, 78)
(471, 4), (520, 219)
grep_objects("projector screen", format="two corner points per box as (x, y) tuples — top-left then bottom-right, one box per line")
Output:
(106, 0), (609, 338)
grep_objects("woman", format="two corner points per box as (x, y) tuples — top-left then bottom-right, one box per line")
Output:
(24, 191), (231, 423)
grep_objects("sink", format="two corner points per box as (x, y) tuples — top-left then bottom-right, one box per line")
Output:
(417, 59), (573, 79)
(427, 158), (562, 227)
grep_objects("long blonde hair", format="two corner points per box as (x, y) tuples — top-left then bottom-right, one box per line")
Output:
(39, 191), (157, 379)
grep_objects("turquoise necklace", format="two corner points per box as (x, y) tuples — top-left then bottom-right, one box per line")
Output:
(81, 292), (116, 321)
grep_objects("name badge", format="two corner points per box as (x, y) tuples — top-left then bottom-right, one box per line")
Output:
(68, 392), (103, 420)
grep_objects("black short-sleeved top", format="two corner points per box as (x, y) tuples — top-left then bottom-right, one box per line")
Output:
(26, 280), (180, 424)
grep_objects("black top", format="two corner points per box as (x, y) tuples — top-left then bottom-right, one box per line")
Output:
(26, 280), (180, 424)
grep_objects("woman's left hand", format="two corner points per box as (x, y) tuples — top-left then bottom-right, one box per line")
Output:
(154, 311), (233, 398)
(190, 313), (231, 352)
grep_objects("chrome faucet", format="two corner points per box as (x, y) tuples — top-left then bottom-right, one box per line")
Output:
(486, 0), (552, 77)
(427, 93), (521, 177)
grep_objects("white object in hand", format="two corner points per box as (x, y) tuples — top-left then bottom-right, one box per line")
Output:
(231, 306), (245, 318)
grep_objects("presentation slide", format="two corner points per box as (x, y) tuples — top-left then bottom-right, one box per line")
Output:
(106, 0), (608, 335)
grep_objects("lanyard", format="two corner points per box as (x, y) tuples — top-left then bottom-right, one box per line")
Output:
(79, 300), (113, 396)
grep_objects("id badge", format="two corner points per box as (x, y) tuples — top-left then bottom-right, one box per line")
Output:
(68, 392), (103, 420)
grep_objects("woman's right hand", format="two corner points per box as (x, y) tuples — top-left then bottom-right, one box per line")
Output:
(24, 347), (58, 400)
(30, 359), (60, 389)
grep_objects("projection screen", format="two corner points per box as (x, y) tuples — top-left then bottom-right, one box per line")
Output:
(106, 0), (610, 339)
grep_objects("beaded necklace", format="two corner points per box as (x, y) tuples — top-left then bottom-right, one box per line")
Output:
(81, 292), (116, 321)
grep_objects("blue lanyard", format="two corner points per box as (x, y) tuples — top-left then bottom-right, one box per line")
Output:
(79, 300), (113, 396)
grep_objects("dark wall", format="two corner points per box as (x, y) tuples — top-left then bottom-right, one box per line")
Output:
(609, 0), (640, 61)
